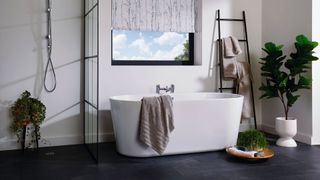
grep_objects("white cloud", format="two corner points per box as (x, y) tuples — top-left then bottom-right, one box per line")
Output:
(113, 34), (127, 49)
(113, 50), (121, 59)
(113, 50), (129, 60)
(171, 43), (185, 55)
(129, 38), (151, 55)
(154, 32), (186, 46)
(130, 56), (149, 60)
(151, 42), (184, 60)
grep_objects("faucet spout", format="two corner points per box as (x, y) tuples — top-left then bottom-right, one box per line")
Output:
(156, 84), (175, 94)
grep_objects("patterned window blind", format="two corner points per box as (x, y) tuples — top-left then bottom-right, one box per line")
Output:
(112, 0), (197, 33)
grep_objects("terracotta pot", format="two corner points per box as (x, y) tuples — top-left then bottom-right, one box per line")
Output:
(275, 117), (297, 147)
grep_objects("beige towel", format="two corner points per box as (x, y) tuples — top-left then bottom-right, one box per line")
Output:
(222, 36), (253, 120)
(139, 95), (174, 154)
(222, 36), (242, 80)
(236, 62), (254, 119)
(230, 36), (242, 55)
(224, 37), (236, 57)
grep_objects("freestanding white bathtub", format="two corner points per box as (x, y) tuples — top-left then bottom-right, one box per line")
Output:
(110, 93), (243, 157)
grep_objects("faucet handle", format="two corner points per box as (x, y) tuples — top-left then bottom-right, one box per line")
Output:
(156, 84), (160, 94)
(170, 84), (175, 93)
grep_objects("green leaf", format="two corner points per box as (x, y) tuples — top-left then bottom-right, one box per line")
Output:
(277, 45), (284, 50)
(259, 84), (279, 99)
(262, 48), (269, 54)
(286, 93), (300, 107)
(298, 76), (311, 89)
(296, 34), (310, 45)
(264, 42), (276, 52)
(279, 77), (288, 88)
(311, 41), (319, 48)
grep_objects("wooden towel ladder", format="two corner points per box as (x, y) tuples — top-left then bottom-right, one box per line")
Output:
(216, 9), (257, 129)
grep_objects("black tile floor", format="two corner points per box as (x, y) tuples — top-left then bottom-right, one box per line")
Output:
(1, 136), (320, 180)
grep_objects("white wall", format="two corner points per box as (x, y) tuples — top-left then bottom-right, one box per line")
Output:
(312, 0), (320, 144)
(99, 0), (262, 140)
(0, 0), (83, 150)
(261, 0), (314, 144)
(0, 0), (264, 150)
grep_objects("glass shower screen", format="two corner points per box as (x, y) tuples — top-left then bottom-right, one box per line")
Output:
(84, 0), (99, 162)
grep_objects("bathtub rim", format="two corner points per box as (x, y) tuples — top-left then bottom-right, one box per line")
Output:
(110, 92), (243, 102)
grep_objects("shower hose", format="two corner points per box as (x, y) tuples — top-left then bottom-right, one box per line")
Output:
(44, 0), (56, 93)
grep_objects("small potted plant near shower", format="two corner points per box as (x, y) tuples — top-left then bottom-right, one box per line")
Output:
(11, 91), (46, 150)
(259, 34), (318, 147)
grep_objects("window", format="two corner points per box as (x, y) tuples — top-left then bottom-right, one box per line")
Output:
(112, 30), (194, 65)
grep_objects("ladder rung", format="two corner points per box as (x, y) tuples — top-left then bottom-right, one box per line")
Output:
(217, 39), (247, 42)
(217, 18), (244, 22)
(219, 87), (235, 90)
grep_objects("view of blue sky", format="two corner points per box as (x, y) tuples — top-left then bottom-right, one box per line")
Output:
(112, 30), (188, 61)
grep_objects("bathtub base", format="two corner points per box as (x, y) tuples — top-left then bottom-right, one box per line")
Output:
(116, 144), (233, 158)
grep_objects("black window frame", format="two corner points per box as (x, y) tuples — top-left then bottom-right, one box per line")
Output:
(111, 30), (194, 66)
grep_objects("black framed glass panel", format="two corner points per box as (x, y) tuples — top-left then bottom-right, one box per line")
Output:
(84, 0), (99, 163)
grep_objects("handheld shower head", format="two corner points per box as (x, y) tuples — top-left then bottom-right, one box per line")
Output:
(44, 0), (56, 93)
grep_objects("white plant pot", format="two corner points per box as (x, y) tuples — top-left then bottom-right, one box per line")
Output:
(275, 117), (297, 147)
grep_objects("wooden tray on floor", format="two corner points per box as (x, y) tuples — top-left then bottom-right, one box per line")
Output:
(226, 147), (274, 160)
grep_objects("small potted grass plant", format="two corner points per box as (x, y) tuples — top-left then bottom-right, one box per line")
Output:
(237, 129), (268, 151)
(259, 35), (318, 147)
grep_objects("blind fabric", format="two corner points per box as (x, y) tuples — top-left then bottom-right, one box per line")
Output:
(112, 0), (197, 32)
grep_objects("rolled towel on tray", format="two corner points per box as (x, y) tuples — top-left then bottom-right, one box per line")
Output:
(227, 147), (258, 158)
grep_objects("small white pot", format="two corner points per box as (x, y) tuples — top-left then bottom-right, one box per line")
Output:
(275, 117), (297, 147)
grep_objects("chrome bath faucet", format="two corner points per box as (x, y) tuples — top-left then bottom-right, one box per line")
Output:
(156, 84), (175, 94)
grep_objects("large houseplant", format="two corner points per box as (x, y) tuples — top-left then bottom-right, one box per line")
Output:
(259, 34), (318, 147)
(11, 91), (46, 149)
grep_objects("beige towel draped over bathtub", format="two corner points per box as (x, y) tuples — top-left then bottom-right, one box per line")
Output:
(139, 95), (174, 154)
(222, 36), (253, 119)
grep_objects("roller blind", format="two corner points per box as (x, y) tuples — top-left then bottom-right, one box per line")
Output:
(112, 0), (197, 32)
